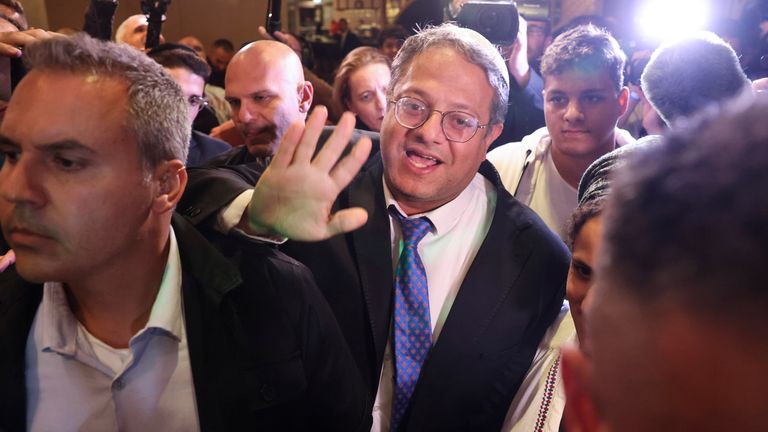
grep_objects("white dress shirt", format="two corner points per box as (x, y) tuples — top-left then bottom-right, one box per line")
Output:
(25, 228), (201, 432)
(371, 173), (496, 431)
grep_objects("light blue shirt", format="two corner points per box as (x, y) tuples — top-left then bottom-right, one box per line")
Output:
(24, 229), (200, 432)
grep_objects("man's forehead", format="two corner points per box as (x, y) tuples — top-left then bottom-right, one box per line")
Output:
(4, 71), (129, 129)
(544, 67), (616, 91)
(396, 47), (492, 96)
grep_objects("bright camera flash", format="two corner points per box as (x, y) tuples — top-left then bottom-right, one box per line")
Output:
(636, 0), (709, 42)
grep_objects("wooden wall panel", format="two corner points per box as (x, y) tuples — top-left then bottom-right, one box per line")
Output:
(43, 0), (271, 49)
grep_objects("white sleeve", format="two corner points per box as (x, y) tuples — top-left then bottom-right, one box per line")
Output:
(215, 189), (286, 244)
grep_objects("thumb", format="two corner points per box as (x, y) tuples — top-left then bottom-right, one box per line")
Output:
(326, 207), (369, 237)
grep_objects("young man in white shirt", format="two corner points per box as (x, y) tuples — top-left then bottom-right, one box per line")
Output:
(487, 24), (633, 239)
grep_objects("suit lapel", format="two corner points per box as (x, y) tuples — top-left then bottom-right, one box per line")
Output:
(0, 270), (43, 430)
(348, 158), (395, 370)
(173, 214), (243, 431)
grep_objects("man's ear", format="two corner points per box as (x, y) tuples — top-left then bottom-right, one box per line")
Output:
(483, 122), (504, 151)
(151, 159), (188, 214)
(617, 86), (630, 117)
(561, 345), (604, 432)
(298, 81), (314, 113)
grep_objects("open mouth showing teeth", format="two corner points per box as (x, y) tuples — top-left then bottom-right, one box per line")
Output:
(406, 150), (440, 168)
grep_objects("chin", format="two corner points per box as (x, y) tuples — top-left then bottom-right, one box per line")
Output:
(13, 258), (60, 284)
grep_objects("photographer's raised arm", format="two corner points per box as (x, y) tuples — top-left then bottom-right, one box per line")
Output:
(240, 108), (371, 240)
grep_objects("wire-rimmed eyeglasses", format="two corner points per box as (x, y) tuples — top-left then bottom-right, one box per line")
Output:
(188, 95), (208, 113)
(389, 96), (489, 143)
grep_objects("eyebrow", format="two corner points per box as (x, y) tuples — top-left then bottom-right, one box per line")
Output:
(0, 134), (97, 156)
(401, 89), (479, 114)
(547, 87), (615, 94)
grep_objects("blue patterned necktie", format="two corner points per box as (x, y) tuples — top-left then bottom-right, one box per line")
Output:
(390, 210), (433, 431)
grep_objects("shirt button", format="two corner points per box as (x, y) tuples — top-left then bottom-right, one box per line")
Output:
(260, 384), (276, 402)
(113, 378), (125, 391)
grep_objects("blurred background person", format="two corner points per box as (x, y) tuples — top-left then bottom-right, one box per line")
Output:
(178, 35), (205, 60)
(616, 43), (666, 139)
(207, 38), (234, 88)
(114, 14), (164, 51)
(378, 25), (407, 61)
(147, 43), (231, 166)
(641, 30), (751, 128)
(335, 18), (361, 59)
(332, 46), (390, 132)
(178, 35), (233, 132)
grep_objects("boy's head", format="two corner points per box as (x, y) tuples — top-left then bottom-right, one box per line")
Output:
(540, 25), (628, 163)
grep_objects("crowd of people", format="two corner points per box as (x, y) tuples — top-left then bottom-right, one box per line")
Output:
(1, 0), (768, 430)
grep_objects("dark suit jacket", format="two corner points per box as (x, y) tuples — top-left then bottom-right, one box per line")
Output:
(179, 157), (569, 431)
(188, 130), (231, 167)
(0, 215), (370, 431)
(203, 126), (380, 171)
(335, 31), (362, 59)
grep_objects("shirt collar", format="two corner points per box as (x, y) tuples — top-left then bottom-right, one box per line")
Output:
(382, 173), (485, 236)
(144, 226), (183, 340)
(39, 228), (184, 354)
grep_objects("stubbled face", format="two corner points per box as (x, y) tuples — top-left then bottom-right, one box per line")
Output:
(178, 36), (206, 61)
(0, 71), (155, 283)
(380, 47), (501, 215)
(166, 67), (206, 124)
(225, 51), (306, 157)
(347, 62), (390, 131)
(209, 47), (234, 72)
(566, 214), (603, 341)
(544, 68), (627, 162)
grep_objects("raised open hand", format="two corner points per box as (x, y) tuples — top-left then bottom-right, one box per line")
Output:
(241, 107), (372, 241)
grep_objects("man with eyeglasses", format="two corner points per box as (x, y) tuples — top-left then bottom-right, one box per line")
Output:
(147, 43), (231, 167)
(179, 23), (568, 431)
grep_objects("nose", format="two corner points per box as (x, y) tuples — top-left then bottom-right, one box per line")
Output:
(0, 156), (46, 208)
(236, 100), (254, 125)
(375, 91), (386, 114)
(413, 110), (446, 143)
(564, 100), (584, 123)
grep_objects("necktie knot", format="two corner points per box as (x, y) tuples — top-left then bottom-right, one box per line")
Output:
(392, 209), (432, 246)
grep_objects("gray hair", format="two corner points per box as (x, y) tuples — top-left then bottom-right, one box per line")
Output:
(641, 31), (750, 125)
(24, 33), (189, 171)
(388, 23), (509, 125)
(541, 24), (626, 92)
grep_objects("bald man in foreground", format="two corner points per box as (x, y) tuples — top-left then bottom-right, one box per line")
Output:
(210, 40), (313, 165)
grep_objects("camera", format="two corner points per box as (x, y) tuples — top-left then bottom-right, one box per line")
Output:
(456, 0), (519, 45)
